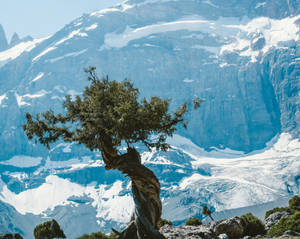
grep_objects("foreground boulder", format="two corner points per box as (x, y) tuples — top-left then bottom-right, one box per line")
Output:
(212, 217), (244, 239)
(160, 216), (247, 239)
(159, 224), (216, 239)
(0, 234), (23, 239)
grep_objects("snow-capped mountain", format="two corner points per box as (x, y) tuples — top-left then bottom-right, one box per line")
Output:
(0, 0), (299, 238)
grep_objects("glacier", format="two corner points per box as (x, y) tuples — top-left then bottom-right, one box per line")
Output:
(0, 133), (299, 238)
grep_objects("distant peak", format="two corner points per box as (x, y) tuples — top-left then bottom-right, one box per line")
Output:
(10, 32), (21, 47)
(11, 32), (20, 41)
(0, 24), (8, 51)
(9, 32), (33, 48)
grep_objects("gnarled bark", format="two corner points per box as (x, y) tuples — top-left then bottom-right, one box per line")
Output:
(101, 146), (166, 239)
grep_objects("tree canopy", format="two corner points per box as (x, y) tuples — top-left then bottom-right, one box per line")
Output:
(23, 67), (200, 155)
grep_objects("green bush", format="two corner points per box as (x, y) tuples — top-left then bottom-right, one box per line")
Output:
(34, 219), (66, 239)
(77, 232), (117, 239)
(157, 218), (173, 229)
(240, 213), (265, 237)
(265, 207), (292, 219)
(185, 217), (202, 226)
(267, 211), (300, 237)
(289, 195), (300, 211)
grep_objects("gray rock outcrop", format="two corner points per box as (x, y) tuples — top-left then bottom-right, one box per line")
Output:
(212, 217), (245, 239)
(159, 224), (217, 239)
(264, 211), (291, 231)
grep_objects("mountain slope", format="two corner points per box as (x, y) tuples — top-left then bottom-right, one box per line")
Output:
(0, 0), (299, 158)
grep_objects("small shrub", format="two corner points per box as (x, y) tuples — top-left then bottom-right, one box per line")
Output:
(240, 213), (265, 237)
(202, 205), (214, 221)
(34, 219), (66, 239)
(157, 218), (173, 229)
(77, 232), (117, 239)
(289, 195), (300, 211)
(185, 217), (202, 226)
(265, 207), (292, 219)
(267, 211), (300, 237)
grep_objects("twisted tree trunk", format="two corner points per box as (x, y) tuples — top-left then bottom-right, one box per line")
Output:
(101, 146), (166, 239)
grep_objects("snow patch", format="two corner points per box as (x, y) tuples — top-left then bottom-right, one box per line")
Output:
(33, 30), (87, 62)
(191, 45), (219, 54)
(56, 30), (88, 46)
(183, 78), (194, 83)
(33, 46), (56, 62)
(85, 24), (98, 31)
(175, 133), (300, 210)
(8, 172), (28, 181)
(0, 155), (43, 168)
(15, 90), (48, 106)
(220, 15), (300, 62)
(0, 175), (134, 222)
(203, 0), (219, 8)
(47, 49), (87, 63)
(102, 14), (298, 62)
(31, 72), (44, 82)
(0, 37), (48, 67)
(255, 2), (266, 8)
(0, 94), (7, 105)
(104, 20), (216, 48)
(90, 8), (120, 17)
(15, 93), (30, 107)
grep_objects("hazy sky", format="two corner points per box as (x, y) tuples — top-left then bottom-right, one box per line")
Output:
(0, 0), (122, 42)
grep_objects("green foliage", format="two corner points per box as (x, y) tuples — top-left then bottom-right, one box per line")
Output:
(265, 207), (292, 219)
(202, 205), (214, 221)
(240, 213), (265, 237)
(76, 232), (117, 239)
(185, 217), (202, 226)
(289, 195), (300, 211)
(267, 211), (300, 237)
(157, 218), (173, 229)
(34, 219), (66, 239)
(23, 67), (199, 152)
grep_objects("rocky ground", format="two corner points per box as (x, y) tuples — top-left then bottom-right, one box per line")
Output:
(159, 212), (300, 239)
(160, 224), (300, 239)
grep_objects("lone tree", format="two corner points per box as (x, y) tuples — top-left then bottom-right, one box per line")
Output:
(23, 67), (200, 239)
(202, 205), (214, 221)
